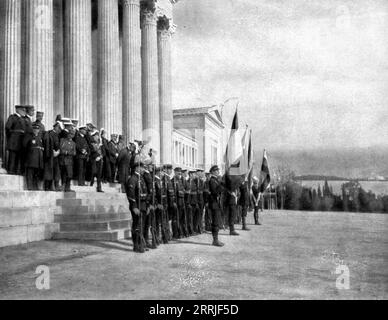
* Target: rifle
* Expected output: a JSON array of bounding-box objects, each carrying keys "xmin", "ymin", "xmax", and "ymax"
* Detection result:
[
  {"xmin": 136, "ymin": 146, "xmax": 146, "ymax": 252},
  {"xmin": 150, "ymin": 163, "xmax": 158, "ymax": 248},
  {"xmin": 173, "ymin": 177, "xmax": 181, "ymax": 238}
]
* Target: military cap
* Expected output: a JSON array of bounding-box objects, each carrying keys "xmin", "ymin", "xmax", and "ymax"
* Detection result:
[
  {"xmin": 196, "ymin": 168, "xmax": 204, "ymax": 172},
  {"xmin": 189, "ymin": 169, "xmax": 197, "ymax": 174},
  {"xmin": 15, "ymin": 105, "xmax": 25, "ymax": 110},
  {"xmin": 174, "ymin": 167, "xmax": 182, "ymax": 172},
  {"xmin": 86, "ymin": 123, "xmax": 97, "ymax": 129},
  {"xmin": 53, "ymin": 121, "xmax": 64, "ymax": 130},
  {"xmin": 71, "ymin": 119, "xmax": 79, "ymax": 124},
  {"xmin": 111, "ymin": 133, "xmax": 118, "ymax": 138},
  {"xmin": 90, "ymin": 129, "xmax": 99, "ymax": 136},
  {"xmin": 209, "ymin": 165, "xmax": 219, "ymax": 173},
  {"xmin": 155, "ymin": 166, "xmax": 162, "ymax": 173},
  {"xmin": 32, "ymin": 123, "xmax": 41, "ymax": 130},
  {"xmin": 24, "ymin": 105, "xmax": 35, "ymax": 110},
  {"xmin": 36, "ymin": 111, "xmax": 44, "ymax": 116},
  {"xmin": 181, "ymin": 169, "xmax": 187, "ymax": 173},
  {"xmin": 163, "ymin": 164, "xmax": 173, "ymax": 170},
  {"xmin": 78, "ymin": 125, "xmax": 87, "ymax": 130}
]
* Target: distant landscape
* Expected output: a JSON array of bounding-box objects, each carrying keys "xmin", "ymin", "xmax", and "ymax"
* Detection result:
[{"xmin": 254, "ymin": 146, "xmax": 388, "ymax": 180}]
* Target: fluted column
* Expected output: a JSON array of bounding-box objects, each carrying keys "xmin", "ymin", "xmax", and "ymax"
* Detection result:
[
  {"xmin": 53, "ymin": 0, "xmax": 64, "ymax": 117},
  {"xmin": 158, "ymin": 21, "xmax": 174, "ymax": 164},
  {"xmin": 141, "ymin": 8, "xmax": 160, "ymax": 163},
  {"xmin": 97, "ymin": 0, "xmax": 121, "ymax": 135},
  {"xmin": 0, "ymin": 0, "xmax": 22, "ymax": 162},
  {"xmin": 64, "ymin": 0, "xmax": 93, "ymax": 125},
  {"xmin": 22, "ymin": 0, "xmax": 54, "ymax": 124},
  {"xmin": 122, "ymin": 0, "xmax": 142, "ymax": 142}
]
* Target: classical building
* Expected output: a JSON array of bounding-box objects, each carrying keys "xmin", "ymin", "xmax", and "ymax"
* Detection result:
[
  {"xmin": 173, "ymin": 106, "xmax": 225, "ymax": 171},
  {"xmin": 0, "ymin": 0, "xmax": 177, "ymax": 164}
]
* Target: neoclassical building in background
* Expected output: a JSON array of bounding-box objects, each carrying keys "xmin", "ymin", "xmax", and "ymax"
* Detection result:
[{"xmin": 0, "ymin": 0, "xmax": 177, "ymax": 164}]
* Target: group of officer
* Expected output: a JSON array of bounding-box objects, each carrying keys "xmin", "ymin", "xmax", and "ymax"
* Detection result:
[
  {"xmin": 4, "ymin": 104, "xmax": 264, "ymax": 250},
  {"xmin": 126, "ymin": 156, "xmax": 264, "ymax": 252},
  {"xmin": 4, "ymin": 105, "xmax": 130, "ymax": 192}
]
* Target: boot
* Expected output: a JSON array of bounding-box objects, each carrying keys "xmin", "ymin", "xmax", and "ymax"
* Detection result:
[
  {"xmin": 254, "ymin": 211, "xmax": 259, "ymax": 225},
  {"xmin": 242, "ymin": 217, "xmax": 250, "ymax": 231},
  {"xmin": 212, "ymin": 232, "xmax": 224, "ymax": 247},
  {"xmin": 229, "ymin": 225, "xmax": 239, "ymax": 236}
]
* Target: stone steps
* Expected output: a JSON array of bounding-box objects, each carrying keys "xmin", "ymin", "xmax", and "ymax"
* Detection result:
[
  {"xmin": 59, "ymin": 219, "xmax": 130, "ymax": 232},
  {"xmin": 55, "ymin": 213, "xmax": 131, "ymax": 223},
  {"xmin": 52, "ymin": 228, "xmax": 131, "ymax": 241}
]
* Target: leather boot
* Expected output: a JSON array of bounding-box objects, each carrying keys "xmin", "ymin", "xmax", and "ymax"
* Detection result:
[
  {"xmin": 229, "ymin": 225, "xmax": 239, "ymax": 236},
  {"xmin": 254, "ymin": 211, "xmax": 259, "ymax": 225},
  {"xmin": 212, "ymin": 232, "xmax": 224, "ymax": 247},
  {"xmin": 242, "ymin": 217, "xmax": 250, "ymax": 231}
]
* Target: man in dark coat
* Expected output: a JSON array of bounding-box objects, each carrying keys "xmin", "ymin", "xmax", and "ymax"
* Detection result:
[
  {"xmin": 5, "ymin": 105, "xmax": 27, "ymax": 174},
  {"xmin": 251, "ymin": 176, "xmax": 263, "ymax": 225},
  {"xmin": 43, "ymin": 121, "xmax": 63, "ymax": 191},
  {"xmin": 125, "ymin": 156, "xmax": 148, "ymax": 253},
  {"xmin": 32, "ymin": 111, "xmax": 45, "ymax": 134},
  {"xmin": 107, "ymin": 134, "xmax": 119, "ymax": 183},
  {"xmin": 188, "ymin": 170, "xmax": 199, "ymax": 235},
  {"xmin": 117, "ymin": 142, "xmax": 133, "ymax": 192},
  {"xmin": 196, "ymin": 169, "xmax": 206, "ymax": 234},
  {"xmin": 75, "ymin": 126, "xmax": 90, "ymax": 186},
  {"xmin": 208, "ymin": 165, "xmax": 225, "ymax": 247},
  {"xmin": 239, "ymin": 180, "xmax": 251, "ymax": 231},
  {"xmin": 224, "ymin": 174, "xmax": 240, "ymax": 236},
  {"xmin": 164, "ymin": 164, "xmax": 180, "ymax": 239},
  {"xmin": 100, "ymin": 129, "xmax": 111, "ymax": 183},
  {"xmin": 173, "ymin": 168, "xmax": 188, "ymax": 238},
  {"xmin": 24, "ymin": 124, "xmax": 44, "ymax": 190},
  {"xmin": 59, "ymin": 129, "xmax": 76, "ymax": 192},
  {"xmin": 89, "ymin": 130, "xmax": 104, "ymax": 192},
  {"xmin": 203, "ymin": 172, "xmax": 212, "ymax": 231}
]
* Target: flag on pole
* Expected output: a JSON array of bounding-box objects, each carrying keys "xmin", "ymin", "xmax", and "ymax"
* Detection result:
[
  {"xmin": 260, "ymin": 149, "xmax": 271, "ymax": 192},
  {"xmin": 225, "ymin": 109, "xmax": 244, "ymax": 175}
]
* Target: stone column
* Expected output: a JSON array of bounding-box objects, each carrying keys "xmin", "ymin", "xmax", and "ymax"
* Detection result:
[
  {"xmin": 22, "ymin": 0, "xmax": 54, "ymax": 125},
  {"xmin": 158, "ymin": 19, "xmax": 174, "ymax": 164},
  {"xmin": 53, "ymin": 0, "xmax": 64, "ymax": 117},
  {"xmin": 0, "ymin": 0, "xmax": 22, "ymax": 162},
  {"xmin": 141, "ymin": 7, "xmax": 160, "ymax": 163},
  {"xmin": 122, "ymin": 0, "xmax": 142, "ymax": 142},
  {"xmin": 64, "ymin": 0, "xmax": 93, "ymax": 126},
  {"xmin": 97, "ymin": 0, "xmax": 121, "ymax": 136}
]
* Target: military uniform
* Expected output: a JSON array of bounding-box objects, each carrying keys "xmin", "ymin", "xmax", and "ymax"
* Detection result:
[
  {"xmin": 32, "ymin": 119, "xmax": 45, "ymax": 135},
  {"xmin": 5, "ymin": 112, "xmax": 26, "ymax": 174},
  {"xmin": 125, "ymin": 171, "xmax": 148, "ymax": 253},
  {"xmin": 59, "ymin": 134, "xmax": 76, "ymax": 192},
  {"xmin": 142, "ymin": 168, "xmax": 158, "ymax": 248},
  {"xmin": 107, "ymin": 139, "xmax": 119, "ymax": 182},
  {"xmin": 24, "ymin": 129, "xmax": 44, "ymax": 190},
  {"xmin": 155, "ymin": 170, "xmax": 170, "ymax": 244},
  {"xmin": 203, "ymin": 176, "xmax": 212, "ymax": 231},
  {"xmin": 90, "ymin": 138, "xmax": 104, "ymax": 192},
  {"xmin": 197, "ymin": 174, "xmax": 206, "ymax": 233},
  {"xmin": 239, "ymin": 182, "xmax": 250, "ymax": 230},
  {"xmin": 75, "ymin": 131, "xmax": 90, "ymax": 186},
  {"xmin": 188, "ymin": 175, "xmax": 199, "ymax": 234},
  {"xmin": 166, "ymin": 170, "xmax": 181, "ymax": 239},
  {"xmin": 251, "ymin": 183, "xmax": 262, "ymax": 225},
  {"xmin": 208, "ymin": 166, "xmax": 224, "ymax": 246},
  {"xmin": 174, "ymin": 174, "xmax": 188, "ymax": 237},
  {"xmin": 117, "ymin": 147, "xmax": 132, "ymax": 191},
  {"xmin": 43, "ymin": 128, "xmax": 61, "ymax": 191},
  {"xmin": 224, "ymin": 175, "xmax": 240, "ymax": 236}
]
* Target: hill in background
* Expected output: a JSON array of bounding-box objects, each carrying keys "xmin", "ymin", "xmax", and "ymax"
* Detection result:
[{"xmin": 254, "ymin": 146, "xmax": 388, "ymax": 180}]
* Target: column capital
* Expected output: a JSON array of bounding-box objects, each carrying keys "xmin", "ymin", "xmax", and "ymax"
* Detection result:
[
  {"xmin": 141, "ymin": 8, "xmax": 158, "ymax": 27},
  {"xmin": 157, "ymin": 15, "xmax": 176, "ymax": 38},
  {"xmin": 123, "ymin": 0, "xmax": 140, "ymax": 7}
]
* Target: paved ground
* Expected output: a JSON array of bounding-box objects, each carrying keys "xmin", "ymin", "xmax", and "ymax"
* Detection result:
[{"xmin": 0, "ymin": 210, "xmax": 387, "ymax": 300}]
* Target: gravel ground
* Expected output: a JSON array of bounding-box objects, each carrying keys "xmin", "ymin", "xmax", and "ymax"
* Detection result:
[{"xmin": 0, "ymin": 210, "xmax": 387, "ymax": 300}]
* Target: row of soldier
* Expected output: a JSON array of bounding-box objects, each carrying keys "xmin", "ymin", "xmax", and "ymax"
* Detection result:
[
  {"xmin": 126, "ymin": 159, "xmax": 264, "ymax": 251},
  {"xmin": 4, "ymin": 105, "xmax": 136, "ymax": 192}
]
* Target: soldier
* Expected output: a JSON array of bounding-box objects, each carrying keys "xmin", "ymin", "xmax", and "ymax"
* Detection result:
[
  {"xmin": 24, "ymin": 124, "xmax": 44, "ymax": 190},
  {"xmin": 100, "ymin": 129, "xmax": 110, "ymax": 183},
  {"xmin": 208, "ymin": 165, "xmax": 224, "ymax": 247},
  {"xmin": 43, "ymin": 121, "xmax": 63, "ymax": 191},
  {"xmin": 142, "ymin": 162, "xmax": 158, "ymax": 249},
  {"xmin": 107, "ymin": 134, "xmax": 119, "ymax": 183},
  {"xmin": 239, "ymin": 180, "xmax": 251, "ymax": 231},
  {"xmin": 117, "ymin": 141, "xmax": 133, "ymax": 193},
  {"xmin": 251, "ymin": 176, "xmax": 263, "ymax": 225},
  {"xmin": 117, "ymin": 135, "xmax": 125, "ymax": 152},
  {"xmin": 32, "ymin": 111, "xmax": 45, "ymax": 134},
  {"xmin": 157, "ymin": 166, "xmax": 171, "ymax": 243},
  {"xmin": 21, "ymin": 105, "xmax": 36, "ymax": 174},
  {"xmin": 165, "ymin": 164, "xmax": 180, "ymax": 239},
  {"xmin": 196, "ymin": 168, "xmax": 206, "ymax": 233},
  {"xmin": 89, "ymin": 130, "xmax": 104, "ymax": 193},
  {"xmin": 224, "ymin": 174, "xmax": 240, "ymax": 236},
  {"xmin": 125, "ymin": 156, "xmax": 148, "ymax": 253},
  {"xmin": 75, "ymin": 125, "xmax": 90, "ymax": 186},
  {"xmin": 59, "ymin": 129, "xmax": 76, "ymax": 192},
  {"xmin": 173, "ymin": 167, "xmax": 188, "ymax": 238},
  {"xmin": 188, "ymin": 169, "xmax": 198, "ymax": 235},
  {"xmin": 181, "ymin": 169, "xmax": 190, "ymax": 236},
  {"xmin": 203, "ymin": 171, "xmax": 212, "ymax": 231},
  {"xmin": 5, "ymin": 105, "xmax": 27, "ymax": 174}
]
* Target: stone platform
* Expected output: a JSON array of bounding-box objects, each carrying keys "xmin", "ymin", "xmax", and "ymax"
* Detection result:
[{"xmin": 0, "ymin": 174, "xmax": 131, "ymax": 247}]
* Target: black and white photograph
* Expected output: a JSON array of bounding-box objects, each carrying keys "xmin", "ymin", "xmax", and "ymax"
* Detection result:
[{"xmin": 0, "ymin": 0, "xmax": 387, "ymax": 303}]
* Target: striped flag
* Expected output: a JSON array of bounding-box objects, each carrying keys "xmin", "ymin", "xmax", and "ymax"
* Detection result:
[
  {"xmin": 225, "ymin": 109, "xmax": 243, "ymax": 175},
  {"xmin": 260, "ymin": 149, "xmax": 271, "ymax": 192}
]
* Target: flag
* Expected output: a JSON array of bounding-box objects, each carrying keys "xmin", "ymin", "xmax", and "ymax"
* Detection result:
[
  {"xmin": 225, "ymin": 109, "xmax": 243, "ymax": 175},
  {"xmin": 260, "ymin": 149, "xmax": 271, "ymax": 192}
]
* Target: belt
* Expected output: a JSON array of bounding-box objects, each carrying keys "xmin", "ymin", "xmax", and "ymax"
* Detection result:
[
  {"xmin": 32, "ymin": 146, "xmax": 44, "ymax": 150},
  {"xmin": 10, "ymin": 129, "xmax": 25, "ymax": 133}
]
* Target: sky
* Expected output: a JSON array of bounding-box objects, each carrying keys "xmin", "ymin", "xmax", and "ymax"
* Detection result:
[{"xmin": 171, "ymin": 0, "xmax": 388, "ymax": 151}]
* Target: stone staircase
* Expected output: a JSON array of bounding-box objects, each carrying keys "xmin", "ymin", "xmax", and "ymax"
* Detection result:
[{"xmin": 0, "ymin": 174, "xmax": 132, "ymax": 247}]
